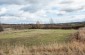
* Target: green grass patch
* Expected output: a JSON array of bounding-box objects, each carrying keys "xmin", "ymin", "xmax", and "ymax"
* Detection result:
[{"xmin": 0, "ymin": 29, "xmax": 76, "ymax": 46}]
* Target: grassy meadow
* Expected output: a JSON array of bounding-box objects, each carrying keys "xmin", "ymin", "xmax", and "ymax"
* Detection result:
[{"xmin": 0, "ymin": 29, "xmax": 76, "ymax": 46}]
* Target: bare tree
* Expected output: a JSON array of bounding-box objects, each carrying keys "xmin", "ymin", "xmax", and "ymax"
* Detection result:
[
  {"xmin": 50, "ymin": 18, "xmax": 54, "ymax": 24},
  {"xmin": 36, "ymin": 21, "xmax": 41, "ymax": 29},
  {"xmin": 49, "ymin": 18, "xmax": 55, "ymax": 28}
]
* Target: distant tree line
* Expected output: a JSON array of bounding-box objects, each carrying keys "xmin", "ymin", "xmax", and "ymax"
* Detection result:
[
  {"xmin": 1, "ymin": 19, "xmax": 85, "ymax": 30},
  {"xmin": 2, "ymin": 23, "xmax": 85, "ymax": 30}
]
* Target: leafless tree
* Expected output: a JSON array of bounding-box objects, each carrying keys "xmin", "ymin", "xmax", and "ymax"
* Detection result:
[
  {"xmin": 36, "ymin": 21, "xmax": 41, "ymax": 29},
  {"xmin": 49, "ymin": 18, "xmax": 55, "ymax": 28},
  {"xmin": 50, "ymin": 18, "xmax": 54, "ymax": 24}
]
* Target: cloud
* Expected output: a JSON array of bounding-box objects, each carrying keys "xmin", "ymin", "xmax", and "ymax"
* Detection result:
[
  {"xmin": 61, "ymin": 6, "xmax": 84, "ymax": 12},
  {"xmin": 0, "ymin": 0, "xmax": 85, "ymax": 24},
  {"xmin": 0, "ymin": 0, "xmax": 51, "ymax": 5},
  {"xmin": 21, "ymin": 4, "xmax": 42, "ymax": 13},
  {"xmin": 0, "ymin": 4, "xmax": 24, "ymax": 17},
  {"xmin": 60, "ymin": 0, "xmax": 85, "ymax": 12},
  {"xmin": 60, "ymin": 0, "xmax": 73, "ymax": 4},
  {"xmin": 20, "ymin": 0, "xmax": 53, "ymax": 13},
  {"xmin": 0, "ymin": 8, "xmax": 7, "ymax": 15},
  {"xmin": 0, "ymin": 0, "xmax": 34, "ymax": 5}
]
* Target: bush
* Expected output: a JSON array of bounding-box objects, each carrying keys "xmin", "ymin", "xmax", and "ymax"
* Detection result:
[{"xmin": 0, "ymin": 25, "xmax": 3, "ymax": 32}]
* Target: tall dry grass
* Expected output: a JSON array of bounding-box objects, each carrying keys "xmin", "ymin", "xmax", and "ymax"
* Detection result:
[
  {"xmin": 0, "ymin": 41, "xmax": 85, "ymax": 55},
  {"xmin": 71, "ymin": 27, "xmax": 85, "ymax": 42}
]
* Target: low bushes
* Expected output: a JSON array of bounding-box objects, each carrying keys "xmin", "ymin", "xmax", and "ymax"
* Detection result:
[{"xmin": 0, "ymin": 25, "xmax": 3, "ymax": 32}]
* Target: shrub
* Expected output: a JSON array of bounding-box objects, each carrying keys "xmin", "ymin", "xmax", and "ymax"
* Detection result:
[{"xmin": 0, "ymin": 25, "xmax": 3, "ymax": 32}]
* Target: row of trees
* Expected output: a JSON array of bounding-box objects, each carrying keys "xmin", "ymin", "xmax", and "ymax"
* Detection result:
[
  {"xmin": 0, "ymin": 18, "xmax": 54, "ymax": 30},
  {"xmin": 1, "ymin": 18, "xmax": 85, "ymax": 30},
  {"xmin": 2, "ymin": 22, "xmax": 85, "ymax": 29},
  {"xmin": 9, "ymin": 18, "xmax": 54, "ymax": 29}
]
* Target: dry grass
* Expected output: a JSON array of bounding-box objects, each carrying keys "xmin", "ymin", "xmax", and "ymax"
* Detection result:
[
  {"xmin": 70, "ymin": 27, "xmax": 85, "ymax": 42},
  {"xmin": 0, "ymin": 41, "xmax": 85, "ymax": 55}
]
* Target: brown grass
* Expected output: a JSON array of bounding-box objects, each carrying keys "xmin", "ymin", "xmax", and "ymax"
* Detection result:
[
  {"xmin": 70, "ymin": 27, "xmax": 85, "ymax": 42},
  {"xmin": 0, "ymin": 41, "xmax": 85, "ymax": 55}
]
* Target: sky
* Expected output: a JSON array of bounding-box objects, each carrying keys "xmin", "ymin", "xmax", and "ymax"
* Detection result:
[{"xmin": 0, "ymin": 0, "xmax": 85, "ymax": 24}]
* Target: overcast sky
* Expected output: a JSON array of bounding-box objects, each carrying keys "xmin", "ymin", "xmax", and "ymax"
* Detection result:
[{"xmin": 0, "ymin": 0, "xmax": 85, "ymax": 24}]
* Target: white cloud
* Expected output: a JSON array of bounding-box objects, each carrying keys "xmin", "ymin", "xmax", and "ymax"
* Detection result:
[
  {"xmin": 0, "ymin": 0, "xmax": 85, "ymax": 24},
  {"xmin": 0, "ymin": 8, "xmax": 7, "ymax": 14}
]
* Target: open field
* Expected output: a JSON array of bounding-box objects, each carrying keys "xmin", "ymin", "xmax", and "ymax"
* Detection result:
[
  {"xmin": 0, "ymin": 28, "xmax": 85, "ymax": 55},
  {"xmin": 0, "ymin": 29, "xmax": 80, "ymax": 55},
  {"xmin": 0, "ymin": 29, "xmax": 76, "ymax": 46}
]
